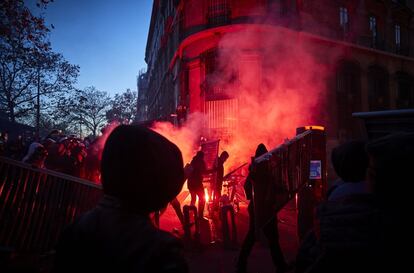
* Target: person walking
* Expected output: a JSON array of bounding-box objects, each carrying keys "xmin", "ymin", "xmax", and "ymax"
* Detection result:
[{"xmin": 236, "ymin": 144, "xmax": 290, "ymax": 273}]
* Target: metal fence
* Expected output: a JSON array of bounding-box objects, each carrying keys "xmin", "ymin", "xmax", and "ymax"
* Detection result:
[
  {"xmin": 0, "ymin": 156, "xmax": 102, "ymax": 253},
  {"xmin": 254, "ymin": 128, "xmax": 327, "ymax": 210}
]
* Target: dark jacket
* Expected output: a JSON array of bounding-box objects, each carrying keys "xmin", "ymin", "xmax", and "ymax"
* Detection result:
[
  {"xmin": 55, "ymin": 195, "xmax": 188, "ymax": 273},
  {"xmin": 250, "ymin": 160, "xmax": 276, "ymax": 228},
  {"xmin": 214, "ymin": 158, "xmax": 225, "ymax": 186},
  {"xmin": 317, "ymin": 194, "xmax": 382, "ymax": 252},
  {"xmin": 244, "ymin": 171, "xmax": 253, "ymax": 201},
  {"xmin": 296, "ymin": 193, "xmax": 392, "ymax": 273},
  {"xmin": 187, "ymin": 157, "xmax": 206, "ymax": 191}
]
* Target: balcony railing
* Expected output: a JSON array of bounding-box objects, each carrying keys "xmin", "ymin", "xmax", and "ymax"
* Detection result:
[
  {"xmin": 357, "ymin": 35, "xmax": 386, "ymax": 51},
  {"xmin": 396, "ymin": 45, "xmax": 410, "ymax": 56}
]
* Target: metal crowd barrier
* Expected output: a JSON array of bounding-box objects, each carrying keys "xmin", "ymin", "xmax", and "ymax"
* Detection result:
[
  {"xmin": 254, "ymin": 127, "xmax": 327, "ymax": 212},
  {"xmin": 0, "ymin": 156, "xmax": 103, "ymax": 254},
  {"xmin": 254, "ymin": 127, "xmax": 327, "ymax": 240}
]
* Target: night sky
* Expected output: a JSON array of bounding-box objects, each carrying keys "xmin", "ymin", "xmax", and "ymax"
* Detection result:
[{"xmin": 27, "ymin": 0, "xmax": 153, "ymax": 95}]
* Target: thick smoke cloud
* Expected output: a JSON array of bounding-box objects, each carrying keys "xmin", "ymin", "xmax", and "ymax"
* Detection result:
[
  {"xmin": 153, "ymin": 24, "xmax": 337, "ymax": 172},
  {"xmin": 215, "ymin": 25, "xmax": 332, "ymax": 168},
  {"xmin": 152, "ymin": 113, "xmax": 205, "ymax": 164}
]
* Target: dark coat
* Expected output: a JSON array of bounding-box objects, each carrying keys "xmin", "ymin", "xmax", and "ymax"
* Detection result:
[
  {"xmin": 296, "ymin": 193, "xmax": 395, "ymax": 273},
  {"xmin": 55, "ymin": 195, "xmax": 188, "ymax": 273},
  {"xmin": 215, "ymin": 158, "xmax": 225, "ymax": 186},
  {"xmin": 187, "ymin": 157, "xmax": 206, "ymax": 191},
  {"xmin": 250, "ymin": 160, "xmax": 276, "ymax": 228}
]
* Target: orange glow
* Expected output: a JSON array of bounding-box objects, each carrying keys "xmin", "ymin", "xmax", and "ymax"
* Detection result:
[
  {"xmin": 295, "ymin": 193, "xmax": 298, "ymax": 210},
  {"xmin": 151, "ymin": 113, "xmax": 205, "ymax": 164},
  {"xmin": 204, "ymin": 187, "xmax": 210, "ymax": 203},
  {"xmin": 304, "ymin": 125, "xmax": 325, "ymax": 131}
]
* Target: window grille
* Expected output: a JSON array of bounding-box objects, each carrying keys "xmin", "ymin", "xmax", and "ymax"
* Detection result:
[{"xmin": 204, "ymin": 99, "xmax": 238, "ymax": 138}]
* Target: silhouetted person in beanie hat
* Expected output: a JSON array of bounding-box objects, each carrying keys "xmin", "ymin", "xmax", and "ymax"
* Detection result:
[
  {"xmin": 327, "ymin": 140, "xmax": 369, "ymax": 201},
  {"xmin": 100, "ymin": 125, "xmax": 184, "ymax": 212},
  {"xmin": 55, "ymin": 125, "xmax": 188, "ymax": 273}
]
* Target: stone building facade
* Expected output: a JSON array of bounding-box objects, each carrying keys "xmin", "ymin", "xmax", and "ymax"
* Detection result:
[{"xmin": 139, "ymin": 0, "xmax": 414, "ymax": 142}]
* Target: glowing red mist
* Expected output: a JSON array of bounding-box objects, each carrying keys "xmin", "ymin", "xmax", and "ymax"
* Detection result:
[
  {"xmin": 151, "ymin": 113, "xmax": 205, "ymax": 164},
  {"xmin": 153, "ymin": 26, "xmax": 335, "ymax": 173}
]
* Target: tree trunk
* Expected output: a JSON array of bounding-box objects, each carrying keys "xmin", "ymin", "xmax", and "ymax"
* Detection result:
[
  {"xmin": 36, "ymin": 70, "xmax": 41, "ymax": 140},
  {"xmin": 7, "ymin": 101, "xmax": 15, "ymax": 123}
]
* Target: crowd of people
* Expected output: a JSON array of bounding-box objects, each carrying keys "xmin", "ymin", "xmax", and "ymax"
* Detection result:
[
  {"xmin": 3, "ymin": 124, "xmax": 412, "ymax": 273},
  {"xmin": 0, "ymin": 131, "xmax": 33, "ymax": 161},
  {"xmin": 0, "ymin": 129, "xmax": 102, "ymax": 182}
]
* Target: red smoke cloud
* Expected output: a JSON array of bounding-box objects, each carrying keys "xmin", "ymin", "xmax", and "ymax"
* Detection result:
[
  {"xmin": 153, "ymin": 25, "xmax": 336, "ymax": 173},
  {"xmin": 216, "ymin": 25, "xmax": 333, "ymax": 169},
  {"xmin": 151, "ymin": 113, "xmax": 205, "ymax": 164}
]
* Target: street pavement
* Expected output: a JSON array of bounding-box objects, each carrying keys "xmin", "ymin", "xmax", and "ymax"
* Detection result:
[{"xmin": 159, "ymin": 191, "xmax": 299, "ymax": 273}]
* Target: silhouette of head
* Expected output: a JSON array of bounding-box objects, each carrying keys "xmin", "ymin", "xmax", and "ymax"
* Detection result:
[
  {"xmin": 219, "ymin": 151, "xmax": 229, "ymax": 161},
  {"xmin": 331, "ymin": 140, "xmax": 368, "ymax": 182},
  {"xmin": 196, "ymin": 151, "xmax": 204, "ymax": 159},
  {"xmin": 101, "ymin": 125, "xmax": 184, "ymax": 213},
  {"xmin": 255, "ymin": 143, "xmax": 268, "ymax": 158}
]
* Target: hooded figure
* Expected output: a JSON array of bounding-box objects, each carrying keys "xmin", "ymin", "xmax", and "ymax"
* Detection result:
[
  {"xmin": 237, "ymin": 143, "xmax": 289, "ymax": 273},
  {"xmin": 250, "ymin": 144, "xmax": 275, "ymax": 228},
  {"xmin": 55, "ymin": 125, "xmax": 188, "ymax": 273}
]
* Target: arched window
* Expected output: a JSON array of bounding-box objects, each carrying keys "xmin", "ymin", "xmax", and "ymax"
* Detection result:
[
  {"xmin": 336, "ymin": 60, "xmax": 362, "ymax": 139},
  {"xmin": 396, "ymin": 72, "xmax": 414, "ymax": 109},
  {"xmin": 368, "ymin": 66, "xmax": 389, "ymax": 111}
]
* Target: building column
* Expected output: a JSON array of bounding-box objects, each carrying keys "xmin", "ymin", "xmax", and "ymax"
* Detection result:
[{"xmin": 188, "ymin": 58, "xmax": 202, "ymax": 114}]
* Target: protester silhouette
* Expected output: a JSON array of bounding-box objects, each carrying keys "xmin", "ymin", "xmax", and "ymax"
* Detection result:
[
  {"xmin": 213, "ymin": 151, "xmax": 229, "ymax": 202},
  {"xmin": 55, "ymin": 125, "xmax": 188, "ymax": 273},
  {"xmin": 236, "ymin": 143, "xmax": 290, "ymax": 273},
  {"xmin": 327, "ymin": 140, "xmax": 370, "ymax": 200},
  {"xmin": 187, "ymin": 151, "xmax": 207, "ymax": 219}
]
